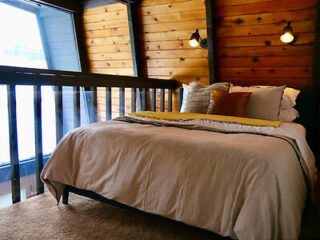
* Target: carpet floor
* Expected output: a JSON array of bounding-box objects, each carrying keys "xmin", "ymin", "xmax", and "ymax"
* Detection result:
[{"xmin": 0, "ymin": 192, "xmax": 319, "ymax": 240}]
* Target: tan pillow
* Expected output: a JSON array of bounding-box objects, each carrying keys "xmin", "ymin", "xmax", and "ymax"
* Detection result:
[
  {"xmin": 230, "ymin": 85, "xmax": 286, "ymax": 121},
  {"xmin": 182, "ymin": 82, "xmax": 231, "ymax": 113}
]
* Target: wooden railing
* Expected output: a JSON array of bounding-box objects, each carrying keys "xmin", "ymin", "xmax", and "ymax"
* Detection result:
[{"xmin": 0, "ymin": 65, "xmax": 178, "ymax": 204}]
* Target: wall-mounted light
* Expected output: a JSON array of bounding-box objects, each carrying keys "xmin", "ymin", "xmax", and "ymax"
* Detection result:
[
  {"xmin": 189, "ymin": 29, "xmax": 208, "ymax": 48},
  {"xmin": 280, "ymin": 22, "xmax": 296, "ymax": 45}
]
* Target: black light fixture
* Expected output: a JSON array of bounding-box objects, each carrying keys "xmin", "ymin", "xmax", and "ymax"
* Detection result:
[
  {"xmin": 189, "ymin": 29, "xmax": 208, "ymax": 48},
  {"xmin": 280, "ymin": 22, "xmax": 296, "ymax": 45}
]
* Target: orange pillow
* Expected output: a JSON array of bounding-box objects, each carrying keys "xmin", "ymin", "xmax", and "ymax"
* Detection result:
[{"xmin": 207, "ymin": 91, "xmax": 252, "ymax": 117}]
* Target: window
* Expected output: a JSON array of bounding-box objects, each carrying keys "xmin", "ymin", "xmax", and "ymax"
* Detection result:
[{"xmin": 0, "ymin": 1, "xmax": 86, "ymax": 208}]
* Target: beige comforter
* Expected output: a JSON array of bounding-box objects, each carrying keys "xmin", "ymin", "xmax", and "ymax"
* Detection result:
[{"xmin": 41, "ymin": 116, "xmax": 317, "ymax": 240}]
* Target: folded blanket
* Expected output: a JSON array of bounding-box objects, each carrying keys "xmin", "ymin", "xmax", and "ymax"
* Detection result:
[{"xmin": 130, "ymin": 112, "xmax": 281, "ymax": 127}]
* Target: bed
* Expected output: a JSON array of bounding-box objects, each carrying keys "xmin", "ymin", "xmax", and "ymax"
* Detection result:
[{"xmin": 41, "ymin": 88, "xmax": 319, "ymax": 240}]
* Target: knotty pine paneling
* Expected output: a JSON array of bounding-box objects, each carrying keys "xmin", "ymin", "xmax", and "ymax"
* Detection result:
[
  {"xmin": 140, "ymin": 0, "xmax": 208, "ymax": 111},
  {"xmin": 215, "ymin": 0, "xmax": 317, "ymax": 89},
  {"xmin": 83, "ymin": 3, "xmax": 134, "ymax": 120},
  {"xmin": 83, "ymin": 0, "xmax": 317, "ymax": 116}
]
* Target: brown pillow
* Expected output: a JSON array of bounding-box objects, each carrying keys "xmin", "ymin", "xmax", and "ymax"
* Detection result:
[{"xmin": 207, "ymin": 91, "xmax": 252, "ymax": 117}]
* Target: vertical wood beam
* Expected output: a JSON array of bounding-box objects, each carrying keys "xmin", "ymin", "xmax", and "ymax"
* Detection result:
[
  {"xmin": 313, "ymin": 0, "xmax": 320, "ymax": 90},
  {"xmin": 73, "ymin": 3, "xmax": 98, "ymax": 122},
  {"xmin": 127, "ymin": 2, "xmax": 143, "ymax": 77},
  {"xmin": 7, "ymin": 85, "xmax": 21, "ymax": 203},
  {"xmin": 205, "ymin": 0, "xmax": 218, "ymax": 84},
  {"xmin": 127, "ymin": 2, "xmax": 147, "ymax": 111},
  {"xmin": 34, "ymin": 86, "xmax": 44, "ymax": 195}
]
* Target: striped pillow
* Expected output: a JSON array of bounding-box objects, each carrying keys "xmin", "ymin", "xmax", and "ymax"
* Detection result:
[{"xmin": 181, "ymin": 82, "xmax": 231, "ymax": 114}]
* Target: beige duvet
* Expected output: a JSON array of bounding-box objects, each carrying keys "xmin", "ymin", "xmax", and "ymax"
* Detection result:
[{"xmin": 41, "ymin": 116, "xmax": 317, "ymax": 240}]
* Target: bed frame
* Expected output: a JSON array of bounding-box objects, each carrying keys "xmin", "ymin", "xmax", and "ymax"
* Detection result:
[{"xmin": 63, "ymin": 89, "xmax": 320, "ymax": 207}]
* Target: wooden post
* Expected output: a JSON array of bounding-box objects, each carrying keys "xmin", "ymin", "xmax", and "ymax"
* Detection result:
[
  {"xmin": 313, "ymin": 0, "xmax": 320, "ymax": 90},
  {"xmin": 34, "ymin": 85, "xmax": 44, "ymax": 195},
  {"xmin": 205, "ymin": 0, "xmax": 218, "ymax": 84},
  {"xmin": 151, "ymin": 89, "xmax": 156, "ymax": 112},
  {"xmin": 119, "ymin": 88, "xmax": 125, "ymax": 117},
  {"xmin": 73, "ymin": 3, "xmax": 98, "ymax": 123},
  {"xmin": 168, "ymin": 89, "xmax": 173, "ymax": 112},
  {"xmin": 160, "ymin": 89, "xmax": 165, "ymax": 112},
  {"xmin": 7, "ymin": 84, "xmax": 21, "ymax": 203},
  {"xmin": 131, "ymin": 88, "xmax": 136, "ymax": 113},
  {"xmin": 127, "ymin": 1, "xmax": 146, "ymax": 111},
  {"xmin": 106, "ymin": 87, "xmax": 112, "ymax": 120},
  {"xmin": 73, "ymin": 87, "xmax": 81, "ymax": 128},
  {"xmin": 55, "ymin": 86, "xmax": 63, "ymax": 143}
]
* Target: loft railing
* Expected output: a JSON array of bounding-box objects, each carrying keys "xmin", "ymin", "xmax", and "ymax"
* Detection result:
[{"xmin": 0, "ymin": 65, "xmax": 178, "ymax": 204}]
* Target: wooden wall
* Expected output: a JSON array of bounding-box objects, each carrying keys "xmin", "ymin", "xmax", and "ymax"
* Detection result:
[
  {"xmin": 214, "ymin": 0, "xmax": 317, "ymax": 90},
  {"xmin": 140, "ymin": 0, "xmax": 208, "ymax": 110},
  {"xmin": 83, "ymin": 0, "xmax": 317, "ymax": 116},
  {"xmin": 83, "ymin": 3, "xmax": 134, "ymax": 120}
]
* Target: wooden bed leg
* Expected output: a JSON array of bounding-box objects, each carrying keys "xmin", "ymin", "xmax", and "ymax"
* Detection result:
[{"xmin": 62, "ymin": 188, "xmax": 69, "ymax": 205}]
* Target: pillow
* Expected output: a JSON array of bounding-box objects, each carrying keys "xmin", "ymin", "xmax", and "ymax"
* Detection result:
[
  {"xmin": 180, "ymin": 83, "xmax": 190, "ymax": 112},
  {"xmin": 279, "ymin": 107, "xmax": 299, "ymax": 122},
  {"xmin": 232, "ymin": 85, "xmax": 300, "ymax": 122},
  {"xmin": 281, "ymin": 87, "xmax": 300, "ymax": 109},
  {"xmin": 181, "ymin": 82, "xmax": 231, "ymax": 113},
  {"xmin": 207, "ymin": 91, "xmax": 252, "ymax": 117},
  {"xmin": 230, "ymin": 85, "xmax": 286, "ymax": 121}
]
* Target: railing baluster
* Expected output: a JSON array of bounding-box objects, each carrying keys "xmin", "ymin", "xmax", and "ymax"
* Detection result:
[
  {"xmin": 140, "ymin": 88, "xmax": 146, "ymax": 111},
  {"xmin": 54, "ymin": 86, "xmax": 63, "ymax": 144},
  {"xmin": 151, "ymin": 88, "xmax": 156, "ymax": 112},
  {"xmin": 119, "ymin": 87, "xmax": 125, "ymax": 117},
  {"xmin": 131, "ymin": 88, "xmax": 136, "ymax": 113},
  {"xmin": 34, "ymin": 85, "xmax": 44, "ymax": 195},
  {"xmin": 73, "ymin": 87, "xmax": 80, "ymax": 128},
  {"xmin": 91, "ymin": 87, "xmax": 98, "ymax": 123},
  {"xmin": 7, "ymin": 84, "xmax": 21, "ymax": 203},
  {"xmin": 106, "ymin": 87, "xmax": 112, "ymax": 120},
  {"xmin": 168, "ymin": 89, "xmax": 173, "ymax": 112},
  {"xmin": 160, "ymin": 89, "xmax": 165, "ymax": 112}
]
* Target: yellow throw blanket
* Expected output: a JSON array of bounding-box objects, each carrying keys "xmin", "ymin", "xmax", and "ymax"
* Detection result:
[{"xmin": 129, "ymin": 112, "xmax": 281, "ymax": 127}]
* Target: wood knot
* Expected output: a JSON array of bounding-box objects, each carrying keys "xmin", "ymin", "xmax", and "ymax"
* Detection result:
[
  {"xmin": 269, "ymin": 69, "xmax": 275, "ymax": 73},
  {"xmin": 236, "ymin": 18, "xmax": 244, "ymax": 25},
  {"xmin": 265, "ymin": 41, "xmax": 271, "ymax": 46},
  {"xmin": 180, "ymin": 58, "xmax": 185, "ymax": 61},
  {"xmin": 252, "ymin": 57, "xmax": 259, "ymax": 63},
  {"xmin": 257, "ymin": 17, "xmax": 262, "ymax": 21}
]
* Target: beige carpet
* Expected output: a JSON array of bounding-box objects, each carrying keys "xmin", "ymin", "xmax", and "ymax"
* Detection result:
[
  {"xmin": 0, "ymin": 193, "xmax": 319, "ymax": 240},
  {"xmin": 0, "ymin": 193, "xmax": 226, "ymax": 240}
]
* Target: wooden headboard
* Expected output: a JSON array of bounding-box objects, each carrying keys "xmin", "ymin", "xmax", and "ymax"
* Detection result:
[{"xmin": 178, "ymin": 88, "xmax": 319, "ymax": 167}]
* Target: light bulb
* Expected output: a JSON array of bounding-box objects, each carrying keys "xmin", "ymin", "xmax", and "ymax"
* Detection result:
[
  {"xmin": 280, "ymin": 32, "xmax": 295, "ymax": 44},
  {"xmin": 189, "ymin": 39, "xmax": 199, "ymax": 47}
]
